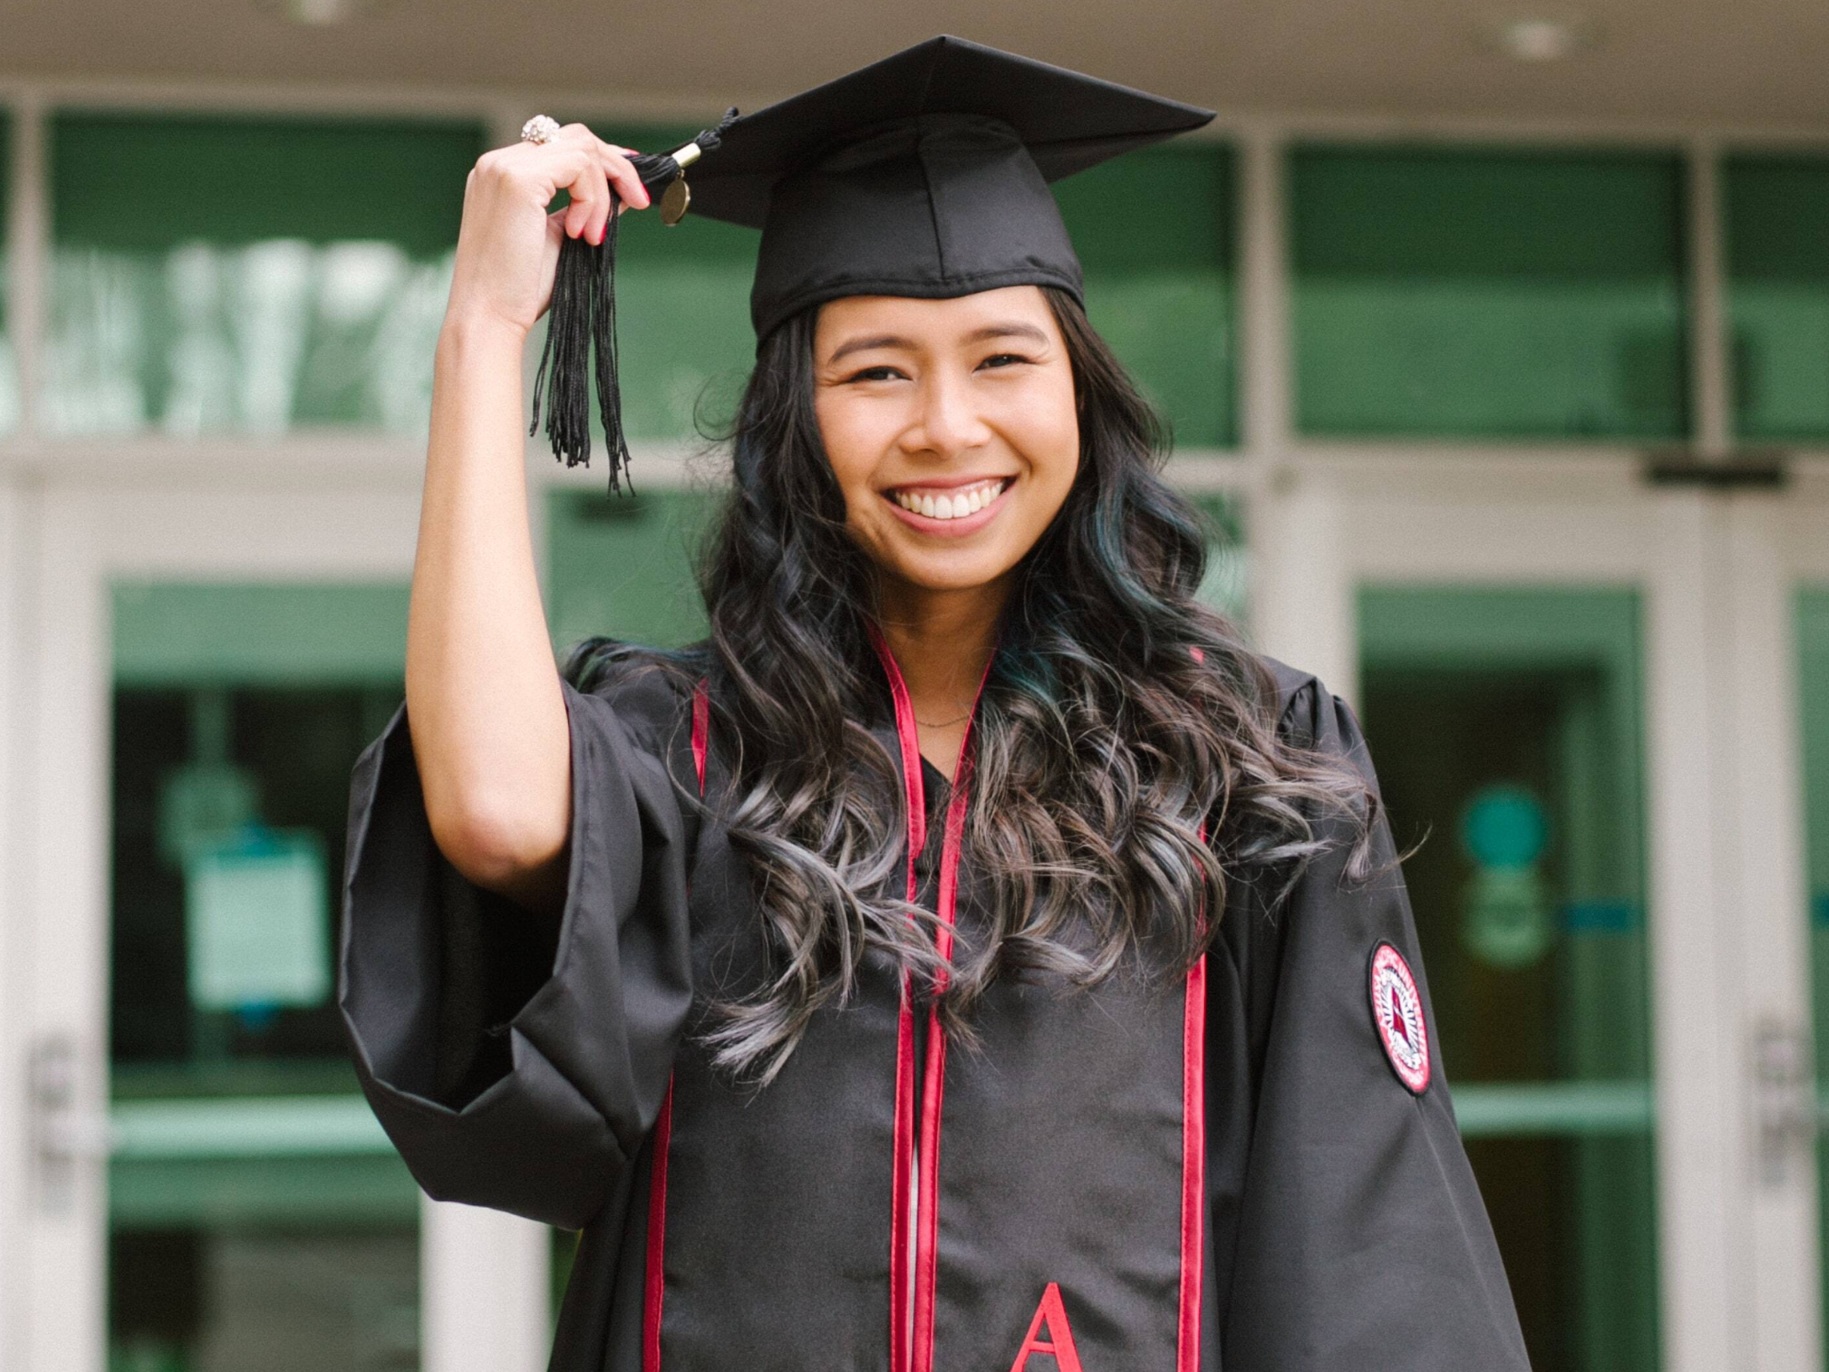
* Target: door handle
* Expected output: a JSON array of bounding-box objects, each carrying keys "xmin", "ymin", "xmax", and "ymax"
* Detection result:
[
  {"xmin": 28, "ymin": 1034, "xmax": 112, "ymax": 1213},
  {"xmin": 1752, "ymin": 1017, "xmax": 1817, "ymax": 1189}
]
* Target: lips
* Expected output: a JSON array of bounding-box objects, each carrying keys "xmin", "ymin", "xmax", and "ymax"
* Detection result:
[{"xmin": 885, "ymin": 477, "xmax": 1012, "ymax": 522}]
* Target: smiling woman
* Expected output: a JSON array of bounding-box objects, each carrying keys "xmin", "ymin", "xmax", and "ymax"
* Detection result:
[
  {"xmin": 817, "ymin": 292, "xmax": 1077, "ymax": 564},
  {"xmin": 339, "ymin": 35, "xmax": 1531, "ymax": 1372},
  {"xmin": 813, "ymin": 288, "xmax": 1081, "ymax": 768}
]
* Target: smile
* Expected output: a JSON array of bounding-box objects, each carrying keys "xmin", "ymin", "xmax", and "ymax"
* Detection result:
[{"xmin": 886, "ymin": 478, "xmax": 1012, "ymax": 522}]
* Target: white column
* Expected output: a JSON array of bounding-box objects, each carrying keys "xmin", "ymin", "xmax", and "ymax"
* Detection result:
[
  {"xmin": 1645, "ymin": 488, "xmax": 1823, "ymax": 1372},
  {"xmin": 421, "ymin": 1197, "xmax": 551, "ymax": 1372},
  {"xmin": 1646, "ymin": 490, "xmax": 1742, "ymax": 1372},
  {"xmin": 1233, "ymin": 128, "xmax": 1356, "ymax": 702},
  {"xmin": 1721, "ymin": 495, "xmax": 1821, "ymax": 1372},
  {"xmin": 1251, "ymin": 468, "xmax": 1357, "ymax": 710},
  {"xmin": 0, "ymin": 482, "xmax": 25, "ymax": 1372},
  {"xmin": 18, "ymin": 488, "xmax": 110, "ymax": 1372}
]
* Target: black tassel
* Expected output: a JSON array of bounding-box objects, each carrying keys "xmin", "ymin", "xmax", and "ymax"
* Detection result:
[{"xmin": 530, "ymin": 108, "xmax": 740, "ymax": 495}]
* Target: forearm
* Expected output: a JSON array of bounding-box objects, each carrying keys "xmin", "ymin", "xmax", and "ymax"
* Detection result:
[{"xmin": 406, "ymin": 313, "xmax": 571, "ymax": 905}]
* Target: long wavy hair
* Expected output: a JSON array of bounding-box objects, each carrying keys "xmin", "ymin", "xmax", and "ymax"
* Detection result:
[{"xmin": 571, "ymin": 287, "xmax": 1375, "ymax": 1084}]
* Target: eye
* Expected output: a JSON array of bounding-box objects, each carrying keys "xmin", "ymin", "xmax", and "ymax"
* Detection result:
[
  {"xmin": 843, "ymin": 364, "xmax": 907, "ymax": 383},
  {"xmin": 978, "ymin": 352, "xmax": 1033, "ymax": 370}
]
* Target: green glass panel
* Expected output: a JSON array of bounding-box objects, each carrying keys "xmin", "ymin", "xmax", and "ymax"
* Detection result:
[
  {"xmin": 1359, "ymin": 586, "xmax": 1657, "ymax": 1372},
  {"xmin": 546, "ymin": 488, "xmax": 715, "ymax": 651},
  {"xmin": 108, "ymin": 1226, "xmax": 419, "ymax": 1372},
  {"xmin": 54, "ymin": 113, "xmax": 480, "ymax": 252},
  {"xmin": 1725, "ymin": 159, "xmax": 1829, "ymax": 440},
  {"xmin": 112, "ymin": 685, "xmax": 400, "ymax": 1070},
  {"xmin": 48, "ymin": 113, "xmax": 484, "ymax": 435},
  {"xmin": 113, "ymin": 583, "xmax": 409, "ymax": 685},
  {"xmin": 110, "ymin": 1158, "xmax": 419, "ymax": 1228},
  {"xmin": 1188, "ymin": 493, "xmax": 1247, "ymax": 620},
  {"xmin": 1054, "ymin": 144, "xmax": 1235, "ymax": 447},
  {"xmin": 1798, "ymin": 589, "xmax": 1829, "ymax": 1338},
  {"xmin": 0, "ymin": 109, "xmax": 15, "ymax": 435},
  {"xmin": 111, "ymin": 584, "xmax": 405, "ymax": 1079},
  {"xmin": 1293, "ymin": 147, "xmax": 1688, "ymax": 440}
]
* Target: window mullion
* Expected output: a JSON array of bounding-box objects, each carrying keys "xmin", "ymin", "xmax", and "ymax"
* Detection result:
[{"xmin": 1686, "ymin": 136, "xmax": 1733, "ymax": 459}]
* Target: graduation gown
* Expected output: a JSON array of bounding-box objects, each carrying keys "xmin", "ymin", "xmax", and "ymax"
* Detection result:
[{"xmin": 340, "ymin": 648, "xmax": 1530, "ymax": 1372}]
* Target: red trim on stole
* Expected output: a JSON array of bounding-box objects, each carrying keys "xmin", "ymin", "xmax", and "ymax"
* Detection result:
[
  {"xmin": 869, "ymin": 627, "xmax": 993, "ymax": 1372},
  {"xmin": 690, "ymin": 683, "xmax": 709, "ymax": 791},
  {"xmin": 1178, "ymin": 806, "xmax": 1210, "ymax": 1370},
  {"xmin": 642, "ymin": 683, "xmax": 712, "ymax": 1372},
  {"xmin": 642, "ymin": 1082, "xmax": 674, "ymax": 1372},
  {"xmin": 910, "ymin": 653, "xmax": 993, "ymax": 1372},
  {"xmin": 1177, "ymin": 955, "xmax": 1207, "ymax": 1372},
  {"xmin": 867, "ymin": 630, "xmax": 926, "ymax": 1372},
  {"xmin": 912, "ymin": 775, "xmax": 971, "ymax": 1372}
]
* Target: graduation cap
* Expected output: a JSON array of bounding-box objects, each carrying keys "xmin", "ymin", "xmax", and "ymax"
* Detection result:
[{"xmin": 532, "ymin": 36, "xmax": 1215, "ymax": 490}]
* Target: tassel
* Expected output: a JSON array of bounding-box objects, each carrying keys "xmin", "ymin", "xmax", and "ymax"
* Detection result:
[{"xmin": 530, "ymin": 108, "xmax": 740, "ymax": 494}]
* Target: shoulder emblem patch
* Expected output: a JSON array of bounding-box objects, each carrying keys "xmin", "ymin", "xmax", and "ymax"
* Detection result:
[{"xmin": 1369, "ymin": 942, "xmax": 1431, "ymax": 1094}]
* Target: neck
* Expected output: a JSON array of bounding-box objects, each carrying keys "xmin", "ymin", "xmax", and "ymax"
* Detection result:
[{"xmin": 874, "ymin": 576, "xmax": 1009, "ymax": 778}]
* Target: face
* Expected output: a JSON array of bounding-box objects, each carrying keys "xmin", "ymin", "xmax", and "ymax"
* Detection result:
[{"xmin": 812, "ymin": 286, "xmax": 1080, "ymax": 608}]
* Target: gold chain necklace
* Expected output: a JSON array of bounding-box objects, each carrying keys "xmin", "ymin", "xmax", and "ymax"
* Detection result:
[{"xmin": 915, "ymin": 710, "xmax": 971, "ymax": 729}]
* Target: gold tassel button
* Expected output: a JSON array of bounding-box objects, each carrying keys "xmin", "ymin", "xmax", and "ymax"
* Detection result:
[{"xmin": 660, "ymin": 176, "xmax": 692, "ymax": 226}]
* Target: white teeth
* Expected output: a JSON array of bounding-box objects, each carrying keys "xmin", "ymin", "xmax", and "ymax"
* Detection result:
[{"xmin": 893, "ymin": 479, "xmax": 1006, "ymax": 521}]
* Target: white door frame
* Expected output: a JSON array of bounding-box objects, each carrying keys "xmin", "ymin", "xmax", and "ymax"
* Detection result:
[
  {"xmin": 1248, "ymin": 447, "xmax": 1828, "ymax": 1372},
  {"xmin": 0, "ymin": 458, "xmax": 552, "ymax": 1372}
]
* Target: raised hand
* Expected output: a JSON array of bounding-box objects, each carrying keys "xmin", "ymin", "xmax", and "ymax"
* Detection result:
[{"xmin": 445, "ymin": 122, "xmax": 652, "ymax": 344}]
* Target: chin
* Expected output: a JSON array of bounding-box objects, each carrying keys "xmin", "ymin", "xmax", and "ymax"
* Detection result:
[{"xmin": 885, "ymin": 553, "xmax": 1018, "ymax": 595}]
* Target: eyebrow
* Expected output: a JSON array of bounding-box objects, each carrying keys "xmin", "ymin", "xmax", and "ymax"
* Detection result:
[{"xmin": 825, "ymin": 321, "xmax": 1051, "ymax": 365}]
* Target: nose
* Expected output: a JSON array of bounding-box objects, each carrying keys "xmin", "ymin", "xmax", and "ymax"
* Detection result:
[{"xmin": 901, "ymin": 367, "xmax": 992, "ymax": 459}]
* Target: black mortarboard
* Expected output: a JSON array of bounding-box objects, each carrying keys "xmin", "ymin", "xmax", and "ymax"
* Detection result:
[{"xmin": 532, "ymin": 37, "xmax": 1215, "ymax": 487}]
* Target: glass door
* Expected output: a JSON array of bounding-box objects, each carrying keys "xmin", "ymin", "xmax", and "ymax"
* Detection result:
[
  {"xmin": 107, "ymin": 583, "xmax": 419, "ymax": 1372},
  {"xmin": 1358, "ymin": 586, "xmax": 1657, "ymax": 1371}
]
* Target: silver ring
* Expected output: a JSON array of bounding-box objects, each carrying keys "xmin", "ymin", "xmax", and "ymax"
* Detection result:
[{"xmin": 520, "ymin": 115, "xmax": 561, "ymax": 145}]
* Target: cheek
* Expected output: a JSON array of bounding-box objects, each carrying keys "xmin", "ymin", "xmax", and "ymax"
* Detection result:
[
  {"xmin": 813, "ymin": 394, "xmax": 881, "ymax": 515},
  {"xmin": 1016, "ymin": 381, "xmax": 1081, "ymax": 505}
]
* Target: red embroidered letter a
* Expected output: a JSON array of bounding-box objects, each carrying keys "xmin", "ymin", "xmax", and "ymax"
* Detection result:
[{"xmin": 1008, "ymin": 1283, "xmax": 1085, "ymax": 1372}]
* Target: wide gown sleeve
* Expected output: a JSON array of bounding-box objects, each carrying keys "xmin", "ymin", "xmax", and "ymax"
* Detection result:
[
  {"xmin": 1217, "ymin": 677, "xmax": 1531, "ymax": 1370},
  {"xmin": 339, "ymin": 678, "xmax": 694, "ymax": 1231}
]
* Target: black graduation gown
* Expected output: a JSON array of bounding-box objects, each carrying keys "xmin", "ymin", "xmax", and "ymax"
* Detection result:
[{"xmin": 339, "ymin": 651, "xmax": 1530, "ymax": 1372}]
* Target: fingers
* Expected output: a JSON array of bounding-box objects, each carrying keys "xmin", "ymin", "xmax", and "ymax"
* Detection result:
[
  {"xmin": 551, "ymin": 125, "xmax": 649, "ymax": 246},
  {"xmin": 472, "ymin": 124, "xmax": 654, "ymax": 248},
  {"xmin": 599, "ymin": 143, "xmax": 651, "ymax": 216}
]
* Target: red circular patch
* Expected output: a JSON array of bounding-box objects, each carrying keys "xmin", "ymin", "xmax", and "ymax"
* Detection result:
[{"xmin": 1369, "ymin": 942, "xmax": 1431, "ymax": 1094}]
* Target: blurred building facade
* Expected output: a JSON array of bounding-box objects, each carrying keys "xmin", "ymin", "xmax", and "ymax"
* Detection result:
[{"xmin": 0, "ymin": 21, "xmax": 1827, "ymax": 1372}]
